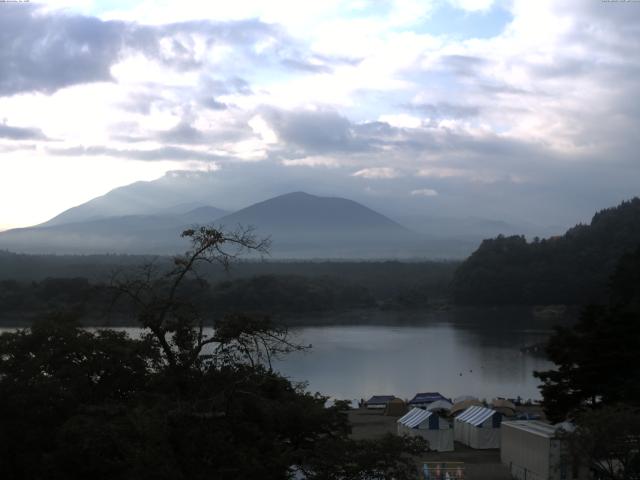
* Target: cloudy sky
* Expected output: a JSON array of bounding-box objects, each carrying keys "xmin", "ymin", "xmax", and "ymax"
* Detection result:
[{"xmin": 1, "ymin": 0, "xmax": 639, "ymax": 231}]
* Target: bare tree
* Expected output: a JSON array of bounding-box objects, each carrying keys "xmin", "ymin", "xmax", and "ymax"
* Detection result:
[{"xmin": 109, "ymin": 225, "xmax": 303, "ymax": 372}]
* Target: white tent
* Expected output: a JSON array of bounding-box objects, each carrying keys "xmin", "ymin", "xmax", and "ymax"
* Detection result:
[
  {"xmin": 454, "ymin": 406, "xmax": 502, "ymax": 449},
  {"xmin": 397, "ymin": 408, "xmax": 454, "ymax": 452},
  {"xmin": 501, "ymin": 420, "xmax": 587, "ymax": 480}
]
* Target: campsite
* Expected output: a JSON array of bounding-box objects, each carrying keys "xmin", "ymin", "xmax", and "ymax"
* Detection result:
[{"xmin": 350, "ymin": 393, "xmax": 583, "ymax": 480}]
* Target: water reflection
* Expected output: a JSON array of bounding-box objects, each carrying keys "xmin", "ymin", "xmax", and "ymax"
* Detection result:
[
  {"xmin": 0, "ymin": 307, "xmax": 564, "ymax": 403},
  {"xmin": 274, "ymin": 308, "xmax": 562, "ymax": 402}
]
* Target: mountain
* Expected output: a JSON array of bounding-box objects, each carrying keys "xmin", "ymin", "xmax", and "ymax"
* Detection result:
[
  {"xmin": 218, "ymin": 192, "xmax": 405, "ymax": 231},
  {"xmin": 0, "ymin": 204, "xmax": 228, "ymax": 255},
  {"xmin": 40, "ymin": 173, "xmax": 230, "ymax": 227},
  {"xmin": 213, "ymin": 192, "xmax": 428, "ymax": 257},
  {"xmin": 0, "ymin": 191, "xmax": 469, "ymax": 258},
  {"xmin": 452, "ymin": 197, "xmax": 640, "ymax": 305}
]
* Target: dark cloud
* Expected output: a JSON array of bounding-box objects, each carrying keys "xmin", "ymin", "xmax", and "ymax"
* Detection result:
[
  {"xmin": 0, "ymin": 4, "xmax": 123, "ymax": 95},
  {"xmin": 157, "ymin": 122, "xmax": 205, "ymax": 144},
  {"xmin": 202, "ymin": 98, "xmax": 228, "ymax": 110},
  {"xmin": 48, "ymin": 145, "xmax": 223, "ymax": 162},
  {"xmin": 438, "ymin": 54, "xmax": 487, "ymax": 76},
  {"xmin": 0, "ymin": 123, "xmax": 48, "ymax": 140},
  {"xmin": 0, "ymin": 5, "xmax": 283, "ymax": 96},
  {"xmin": 262, "ymin": 108, "xmax": 371, "ymax": 154},
  {"xmin": 155, "ymin": 120, "xmax": 249, "ymax": 145}
]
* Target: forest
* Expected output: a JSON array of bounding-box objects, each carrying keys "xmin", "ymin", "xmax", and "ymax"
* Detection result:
[
  {"xmin": 0, "ymin": 260, "xmax": 457, "ymax": 326},
  {"xmin": 452, "ymin": 198, "xmax": 640, "ymax": 305}
]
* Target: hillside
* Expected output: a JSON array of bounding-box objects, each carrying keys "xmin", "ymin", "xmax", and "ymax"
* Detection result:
[
  {"xmin": 0, "ymin": 205, "xmax": 227, "ymax": 255},
  {"xmin": 452, "ymin": 198, "xmax": 640, "ymax": 305}
]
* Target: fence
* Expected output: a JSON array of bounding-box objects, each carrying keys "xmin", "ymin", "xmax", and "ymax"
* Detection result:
[{"xmin": 423, "ymin": 462, "xmax": 465, "ymax": 479}]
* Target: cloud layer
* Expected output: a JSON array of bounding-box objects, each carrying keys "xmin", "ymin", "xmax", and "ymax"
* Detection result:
[{"xmin": 1, "ymin": 0, "xmax": 640, "ymax": 229}]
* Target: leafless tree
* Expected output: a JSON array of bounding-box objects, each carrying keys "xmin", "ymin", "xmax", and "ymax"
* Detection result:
[{"xmin": 109, "ymin": 225, "xmax": 306, "ymax": 372}]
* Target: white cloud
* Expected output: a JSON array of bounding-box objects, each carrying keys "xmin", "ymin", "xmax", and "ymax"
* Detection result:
[
  {"xmin": 352, "ymin": 167, "xmax": 401, "ymax": 179},
  {"xmin": 248, "ymin": 115, "xmax": 278, "ymax": 144},
  {"xmin": 448, "ymin": 0, "xmax": 495, "ymax": 12},
  {"xmin": 410, "ymin": 188, "xmax": 438, "ymax": 196},
  {"xmin": 282, "ymin": 156, "xmax": 340, "ymax": 167},
  {"xmin": 378, "ymin": 113, "xmax": 422, "ymax": 129}
]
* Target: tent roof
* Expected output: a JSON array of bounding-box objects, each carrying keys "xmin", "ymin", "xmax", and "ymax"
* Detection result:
[
  {"xmin": 456, "ymin": 406, "xmax": 498, "ymax": 426},
  {"xmin": 398, "ymin": 408, "xmax": 433, "ymax": 428},
  {"xmin": 387, "ymin": 398, "xmax": 406, "ymax": 405},
  {"xmin": 366, "ymin": 395, "xmax": 396, "ymax": 404},
  {"xmin": 454, "ymin": 395, "xmax": 478, "ymax": 403},
  {"xmin": 426, "ymin": 399, "xmax": 453, "ymax": 411},
  {"xmin": 408, "ymin": 392, "xmax": 448, "ymax": 404},
  {"xmin": 450, "ymin": 399, "xmax": 483, "ymax": 415},
  {"xmin": 501, "ymin": 420, "xmax": 573, "ymax": 438},
  {"xmin": 491, "ymin": 399, "xmax": 516, "ymax": 411}
]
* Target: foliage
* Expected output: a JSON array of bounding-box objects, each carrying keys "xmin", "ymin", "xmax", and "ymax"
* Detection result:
[
  {"xmin": 533, "ymin": 247, "xmax": 640, "ymax": 480},
  {"xmin": 0, "ymin": 266, "xmax": 455, "ymax": 325},
  {"xmin": 561, "ymin": 405, "xmax": 640, "ymax": 480},
  {"xmin": 452, "ymin": 198, "xmax": 640, "ymax": 305},
  {"xmin": 534, "ymin": 306, "xmax": 640, "ymax": 422},
  {"xmin": 0, "ymin": 226, "xmax": 426, "ymax": 479},
  {"xmin": 534, "ymin": 246, "xmax": 640, "ymax": 422}
]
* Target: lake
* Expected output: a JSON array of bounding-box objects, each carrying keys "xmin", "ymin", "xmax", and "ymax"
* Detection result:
[
  {"xmin": 274, "ymin": 307, "xmax": 561, "ymax": 403},
  {"xmin": 0, "ymin": 307, "xmax": 566, "ymax": 403}
]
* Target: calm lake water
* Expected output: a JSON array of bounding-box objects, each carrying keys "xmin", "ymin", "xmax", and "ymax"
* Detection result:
[{"xmin": 0, "ymin": 307, "xmax": 566, "ymax": 403}]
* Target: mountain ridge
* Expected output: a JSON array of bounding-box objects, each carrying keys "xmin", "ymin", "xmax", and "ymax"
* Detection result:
[{"xmin": 0, "ymin": 191, "xmax": 453, "ymax": 258}]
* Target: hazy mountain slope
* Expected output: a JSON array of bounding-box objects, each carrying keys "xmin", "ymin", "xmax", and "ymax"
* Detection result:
[
  {"xmin": 0, "ymin": 205, "xmax": 228, "ymax": 255},
  {"xmin": 40, "ymin": 173, "xmax": 228, "ymax": 227}
]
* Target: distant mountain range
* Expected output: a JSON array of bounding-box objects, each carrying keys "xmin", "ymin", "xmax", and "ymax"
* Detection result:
[
  {"xmin": 1, "ymin": 191, "xmax": 473, "ymax": 258},
  {"xmin": 0, "ymin": 173, "xmax": 556, "ymax": 258}
]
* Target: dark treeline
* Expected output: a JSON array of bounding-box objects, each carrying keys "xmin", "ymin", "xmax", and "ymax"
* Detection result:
[
  {"xmin": 452, "ymin": 197, "xmax": 640, "ymax": 305},
  {"xmin": 0, "ymin": 252, "xmax": 457, "ymax": 300},
  {"xmin": 0, "ymin": 260, "xmax": 457, "ymax": 325},
  {"xmin": 532, "ymin": 246, "xmax": 640, "ymax": 478}
]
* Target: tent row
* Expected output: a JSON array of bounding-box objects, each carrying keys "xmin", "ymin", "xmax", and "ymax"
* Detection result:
[
  {"xmin": 398, "ymin": 405, "xmax": 504, "ymax": 450},
  {"xmin": 365, "ymin": 394, "xmax": 516, "ymax": 417}
]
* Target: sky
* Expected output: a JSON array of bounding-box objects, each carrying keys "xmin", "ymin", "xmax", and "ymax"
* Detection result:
[{"xmin": 1, "ymin": 0, "xmax": 640, "ymax": 231}]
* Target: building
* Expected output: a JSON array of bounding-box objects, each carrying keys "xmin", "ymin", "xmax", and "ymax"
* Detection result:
[
  {"xmin": 454, "ymin": 406, "xmax": 502, "ymax": 449},
  {"xmin": 408, "ymin": 392, "xmax": 449, "ymax": 408},
  {"xmin": 364, "ymin": 395, "xmax": 396, "ymax": 409},
  {"xmin": 501, "ymin": 420, "xmax": 587, "ymax": 480},
  {"xmin": 397, "ymin": 408, "xmax": 454, "ymax": 452}
]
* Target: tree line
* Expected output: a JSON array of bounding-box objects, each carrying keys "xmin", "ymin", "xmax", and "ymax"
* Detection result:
[
  {"xmin": 452, "ymin": 198, "xmax": 640, "ymax": 305},
  {"xmin": 535, "ymin": 246, "xmax": 640, "ymax": 478}
]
